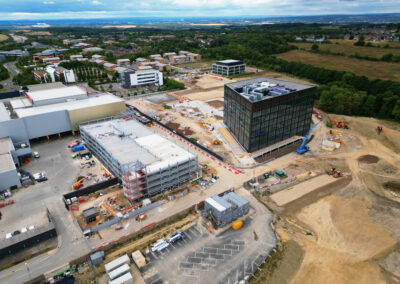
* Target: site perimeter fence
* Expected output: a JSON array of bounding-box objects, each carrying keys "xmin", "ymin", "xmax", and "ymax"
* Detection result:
[
  {"xmin": 84, "ymin": 200, "xmax": 165, "ymax": 234},
  {"xmin": 62, "ymin": 178, "xmax": 119, "ymax": 210},
  {"xmin": 127, "ymin": 105, "xmax": 224, "ymax": 162}
]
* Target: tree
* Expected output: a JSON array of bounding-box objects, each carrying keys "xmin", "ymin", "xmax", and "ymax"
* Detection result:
[
  {"xmin": 311, "ymin": 44, "xmax": 319, "ymax": 51},
  {"xmin": 362, "ymin": 95, "xmax": 376, "ymax": 116},
  {"xmin": 392, "ymin": 99, "xmax": 400, "ymax": 121},
  {"xmin": 318, "ymin": 90, "xmax": 333, "ymax": 111},
  {"xmin": 381, "ymin": 53, "xmax": 393, "ymax": 62},
  {"xmin": 354, "ymin": 35, "xmax": 365, "ymax": 46}
]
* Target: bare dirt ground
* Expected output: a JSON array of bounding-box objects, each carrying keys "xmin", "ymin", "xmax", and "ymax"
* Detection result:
[{"xmin": 255, "ymin": 114, "xmax": 400, "ymax": 284}]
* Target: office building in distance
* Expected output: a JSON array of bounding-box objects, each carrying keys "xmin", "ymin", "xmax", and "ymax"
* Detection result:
[
  {"xmin": 212, "ymin": 60, "xmax": 245, "ymax": 76},
  {"xmin": 224, "ymin": 77, "xmax": 315, "ymax": 153},
  {"xmin": 120, "ymin": 69, "xmax": 163, "ymax": 89},
  {"xmin": 80, "ymin": 117, "xmax": 200, "ymax": 201}
]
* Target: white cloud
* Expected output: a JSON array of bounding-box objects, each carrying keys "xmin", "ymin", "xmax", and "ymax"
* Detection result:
[
  {"xmin": 43, "ymin": 0, "xmax": 55, "ymax": 4},
  {"xmin": 92, "ymin": 0, "xmax": 102, "ymax": 5}
]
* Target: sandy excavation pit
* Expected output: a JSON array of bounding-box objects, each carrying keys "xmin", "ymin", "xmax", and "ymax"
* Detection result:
[
  {"xmin": 357, "ymin": 154, "xmax": 380, "ymax": 164},
  {"xmin": 384, "ymin": 181, "xmax": 400, "ymax": 193}
]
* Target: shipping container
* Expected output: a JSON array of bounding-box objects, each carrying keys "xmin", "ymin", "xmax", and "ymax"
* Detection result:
[
  {"xmin": 108, "ymin": 264, "xmax": 130, "ymax": 281},
  {"xmin": 108, "ymin": 272, "xmax": 133, "ymax": 284},
  {"xmin": 104, "ymin": 254, "xmax": 130, "ymax": 274}
]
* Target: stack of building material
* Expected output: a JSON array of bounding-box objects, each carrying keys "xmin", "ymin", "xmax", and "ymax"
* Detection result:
[{"xmin": 321, "ymin": 139, "xmax": 341, "ymax": 151}]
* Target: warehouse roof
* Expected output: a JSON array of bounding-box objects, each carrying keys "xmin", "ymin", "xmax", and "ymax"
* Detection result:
[
  {"xmin": 0, "ymin": 137, "xmax": 15, "ymax": 173},
  {"xmin": 80, "ymin": 118, "xmax": 196, "ymax": 175},
  {"xmin": 27, "ymin": 82, "xmax": 65, "ymax": 92},
  {"xmin": 26, "ymin": 86, "xmax": 87, "ymax": 104},
  {"xmin": 0, "ymin": 102, "xmax": 10, "ymax": 122},
  {"xmin": 10, "ymin": 98, "xmax": 32, "ymax": 109},
  {"xmin": 15, "ymin": 94, "xmax": 122, "ymax": 118}
]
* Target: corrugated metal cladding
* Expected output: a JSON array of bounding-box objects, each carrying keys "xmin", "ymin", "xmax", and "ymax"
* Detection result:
[
  {"xmin": 24, "ymin": 110, "xmax": 71, "ymax": 138},
  {"xmin": 68, "ymin": 101, "xmax": 125, "ymax": 131},
  {"xmin": 204, "ymin": 193, "xmax": 249, "ymax": 228},
  {"xmin": 0, "ymin": 170, "xmax": 21, "ymax": 191}
]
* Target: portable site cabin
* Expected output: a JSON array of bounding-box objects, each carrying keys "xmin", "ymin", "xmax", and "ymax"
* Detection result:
[
  {"xmin": 104, "ymin": 254, "xmax": 130, "ymax": 274},
  {"xmin": 108, "ymin": 272, "xmax": 134, "ymax": 284},
  {"xmin": 108, "ymin": 264, "xmax": 131, "ymax": 281},
  {"xmin": 132, "ymin": 250, "xmax": 146, "ymax": 268}
]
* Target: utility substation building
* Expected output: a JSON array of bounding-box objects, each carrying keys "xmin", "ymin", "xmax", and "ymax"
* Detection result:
[{"xmin": 80, "ymin": 117, "xmax": 200, "ymax": 202}]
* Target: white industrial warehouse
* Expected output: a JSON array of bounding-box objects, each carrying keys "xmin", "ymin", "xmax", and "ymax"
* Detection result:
[
  {"xmin": 80, "ymin": 117, "xmax": 200, "ymax": 201},
  {"xmin": 0, "ymin": 83, "xmax": 125, "ymax": 192}
]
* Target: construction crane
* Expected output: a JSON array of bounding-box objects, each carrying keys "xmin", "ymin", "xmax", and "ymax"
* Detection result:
[{"xmin": 297, "ymin": 120, "xmax": 322, "ymax": 155}]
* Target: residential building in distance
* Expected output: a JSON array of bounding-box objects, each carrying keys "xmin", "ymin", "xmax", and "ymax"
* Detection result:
[
  {"xmin": 120, "ymin": 69, "xmax": 163, "ymax": 88},
  {"xmin": 33, "ymin": 49, "xmax": 65, "ymax": 62},
  {"xmin": 83, "ymin": 47, "xmax": 103, "ymax": 53},
  {"xmin": 212, "ymin": 59, "xmax": 245, "ymax": 76},
  {"xmin": 104, "ymin": 40, "xmax": 119, "ymax": 46},
  {"xmin": 0, "ymin": 49, "xmax": 29, "ymax": 57},
  {"xmin": 116, "ymin": 59, "xmax": 130, "ymax": 66},
  {"xmin": 70, "ymin": 54, "xmax": 83, "ymax": 61},
  {"xmin": 103, "ymin": 63, "xmax": 117, "ymax": 71},
  {"xmin": 80, "ymin": 117, "xmax": 199, "ymax": 201},
  {"xmin": 42, "ymin": 57, "xmax": 60, "ymax": 64},
  {"xmin": 92, "ymin": 54, "xmax": 105, "ymax": 61},
  {"xmin": 136, "ymin": 58, "xmax": 150, "ymax": 64},
  {"xmin": 223, "ymin": 77, "xmax": 315, "ymax": 153},
  {"xmin": 71, "ymin": 43, "xmax": 91, "ymax": 49},
  {"xmin": 63, "ymin": 38, "xmax": 85, "ymax": 45}
]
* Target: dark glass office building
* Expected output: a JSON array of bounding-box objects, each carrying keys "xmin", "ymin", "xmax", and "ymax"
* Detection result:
[
  {"xmin": 212, "ymin": 59, "xmax": 245, "ymax": 76},
  {"xmin": 224, "ymin": 77, "xmax": 315, "ymax": 152}
]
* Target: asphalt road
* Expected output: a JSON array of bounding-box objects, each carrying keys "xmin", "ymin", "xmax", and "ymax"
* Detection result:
[
  {"xmin": 1, "ymin": 62, "xmax": 20, "ymax": 91},
  {"xmin": 0, "ymin": 137, "xmax": 91, "ymax": 284}
]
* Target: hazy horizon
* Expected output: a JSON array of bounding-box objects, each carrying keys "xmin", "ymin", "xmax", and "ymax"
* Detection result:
[{"xmin": 1, "ymin": 0, "xmax": 400, "ymax": 21}]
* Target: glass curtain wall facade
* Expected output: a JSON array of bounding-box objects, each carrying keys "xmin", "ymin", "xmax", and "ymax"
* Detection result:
[
  {"xmin": 212, "ymin": 60, "xmax": 245, "ymax": 76},
  {"xmin": 224, "ymin": 80, "xmax": 315, "ymax": 152}
]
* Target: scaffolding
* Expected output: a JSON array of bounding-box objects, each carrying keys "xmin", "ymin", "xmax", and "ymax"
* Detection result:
[{"xmin": 80, "ymin": 117, "xmax": 200, "ymax": 202}]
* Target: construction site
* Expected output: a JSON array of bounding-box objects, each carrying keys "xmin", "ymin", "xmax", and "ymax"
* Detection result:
[{"xmin": 1, "ymin": 66, "xmax": 400, "ymax": 284}]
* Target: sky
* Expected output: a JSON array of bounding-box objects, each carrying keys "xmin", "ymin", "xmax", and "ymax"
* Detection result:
[{"xmin": 1, "ymin": 0, "xmax": 400, "ymax": 20}]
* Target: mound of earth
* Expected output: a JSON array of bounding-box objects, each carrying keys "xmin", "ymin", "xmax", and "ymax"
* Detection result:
[{"xmin": 358, "ymin": 155, "xmax": 379, "ymax": 164}]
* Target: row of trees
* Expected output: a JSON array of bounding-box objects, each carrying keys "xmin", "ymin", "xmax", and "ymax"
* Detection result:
[
  {"xmin": 262, "ymin": 56, "xmax": 400, "ymax": 121},
  {"xmin": 199, "ymin": 28, "xmax": 400, "ymax": 121},
  {"xmin": 73, "ymin": 67, "xmax": 109, "ymax": 83},
  {"xmin": 0, "ymin": 64, "xmax": 9, "ymax": 81}
]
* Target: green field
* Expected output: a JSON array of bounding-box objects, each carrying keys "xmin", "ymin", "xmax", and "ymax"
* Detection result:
[
  {"xmin": 291, "ymin": 39, "xmax": 400, "ymax": 59},
  {"xmin": 277, "ymin": 50, "xmax": 400, "ymax": 82}
]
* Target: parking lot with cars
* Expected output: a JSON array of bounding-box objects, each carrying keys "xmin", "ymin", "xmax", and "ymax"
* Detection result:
[{"xmin": 142, "ymin": 190, "xmax": 277, "ymax": 284}]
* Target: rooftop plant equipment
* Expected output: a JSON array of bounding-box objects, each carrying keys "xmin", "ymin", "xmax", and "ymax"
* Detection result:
[{"xmin": 297, "ymin": 120, "xmax": 322, "ymax": 155}]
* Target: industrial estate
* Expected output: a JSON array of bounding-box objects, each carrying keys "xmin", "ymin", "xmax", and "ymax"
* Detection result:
[{"xmin": 0, "ymin": 16, "xmax": 400, "ymax": 284}]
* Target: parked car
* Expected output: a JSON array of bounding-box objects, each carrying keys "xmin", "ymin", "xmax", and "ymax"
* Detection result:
[
  {"xmin": 33, "ymin": 152, "xmax": 40, "ymax": 158},
  {"xmin": 13, "ymin": 230, "xmax": 20, "ymax": 236},
  {"xmin": 68, "ymin": 140, "xmax": 81, "ymax": 148},
  {"xmin": 168, "ymin": 232, "xmax": 185, "ymax": 244},
  {"xmin": 33, "ymin": 172, "xmax": 48, "ymax": 182},
  {"xmin": 151, "ymin": 240, "xmax": 169, "ymax": 252}
]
